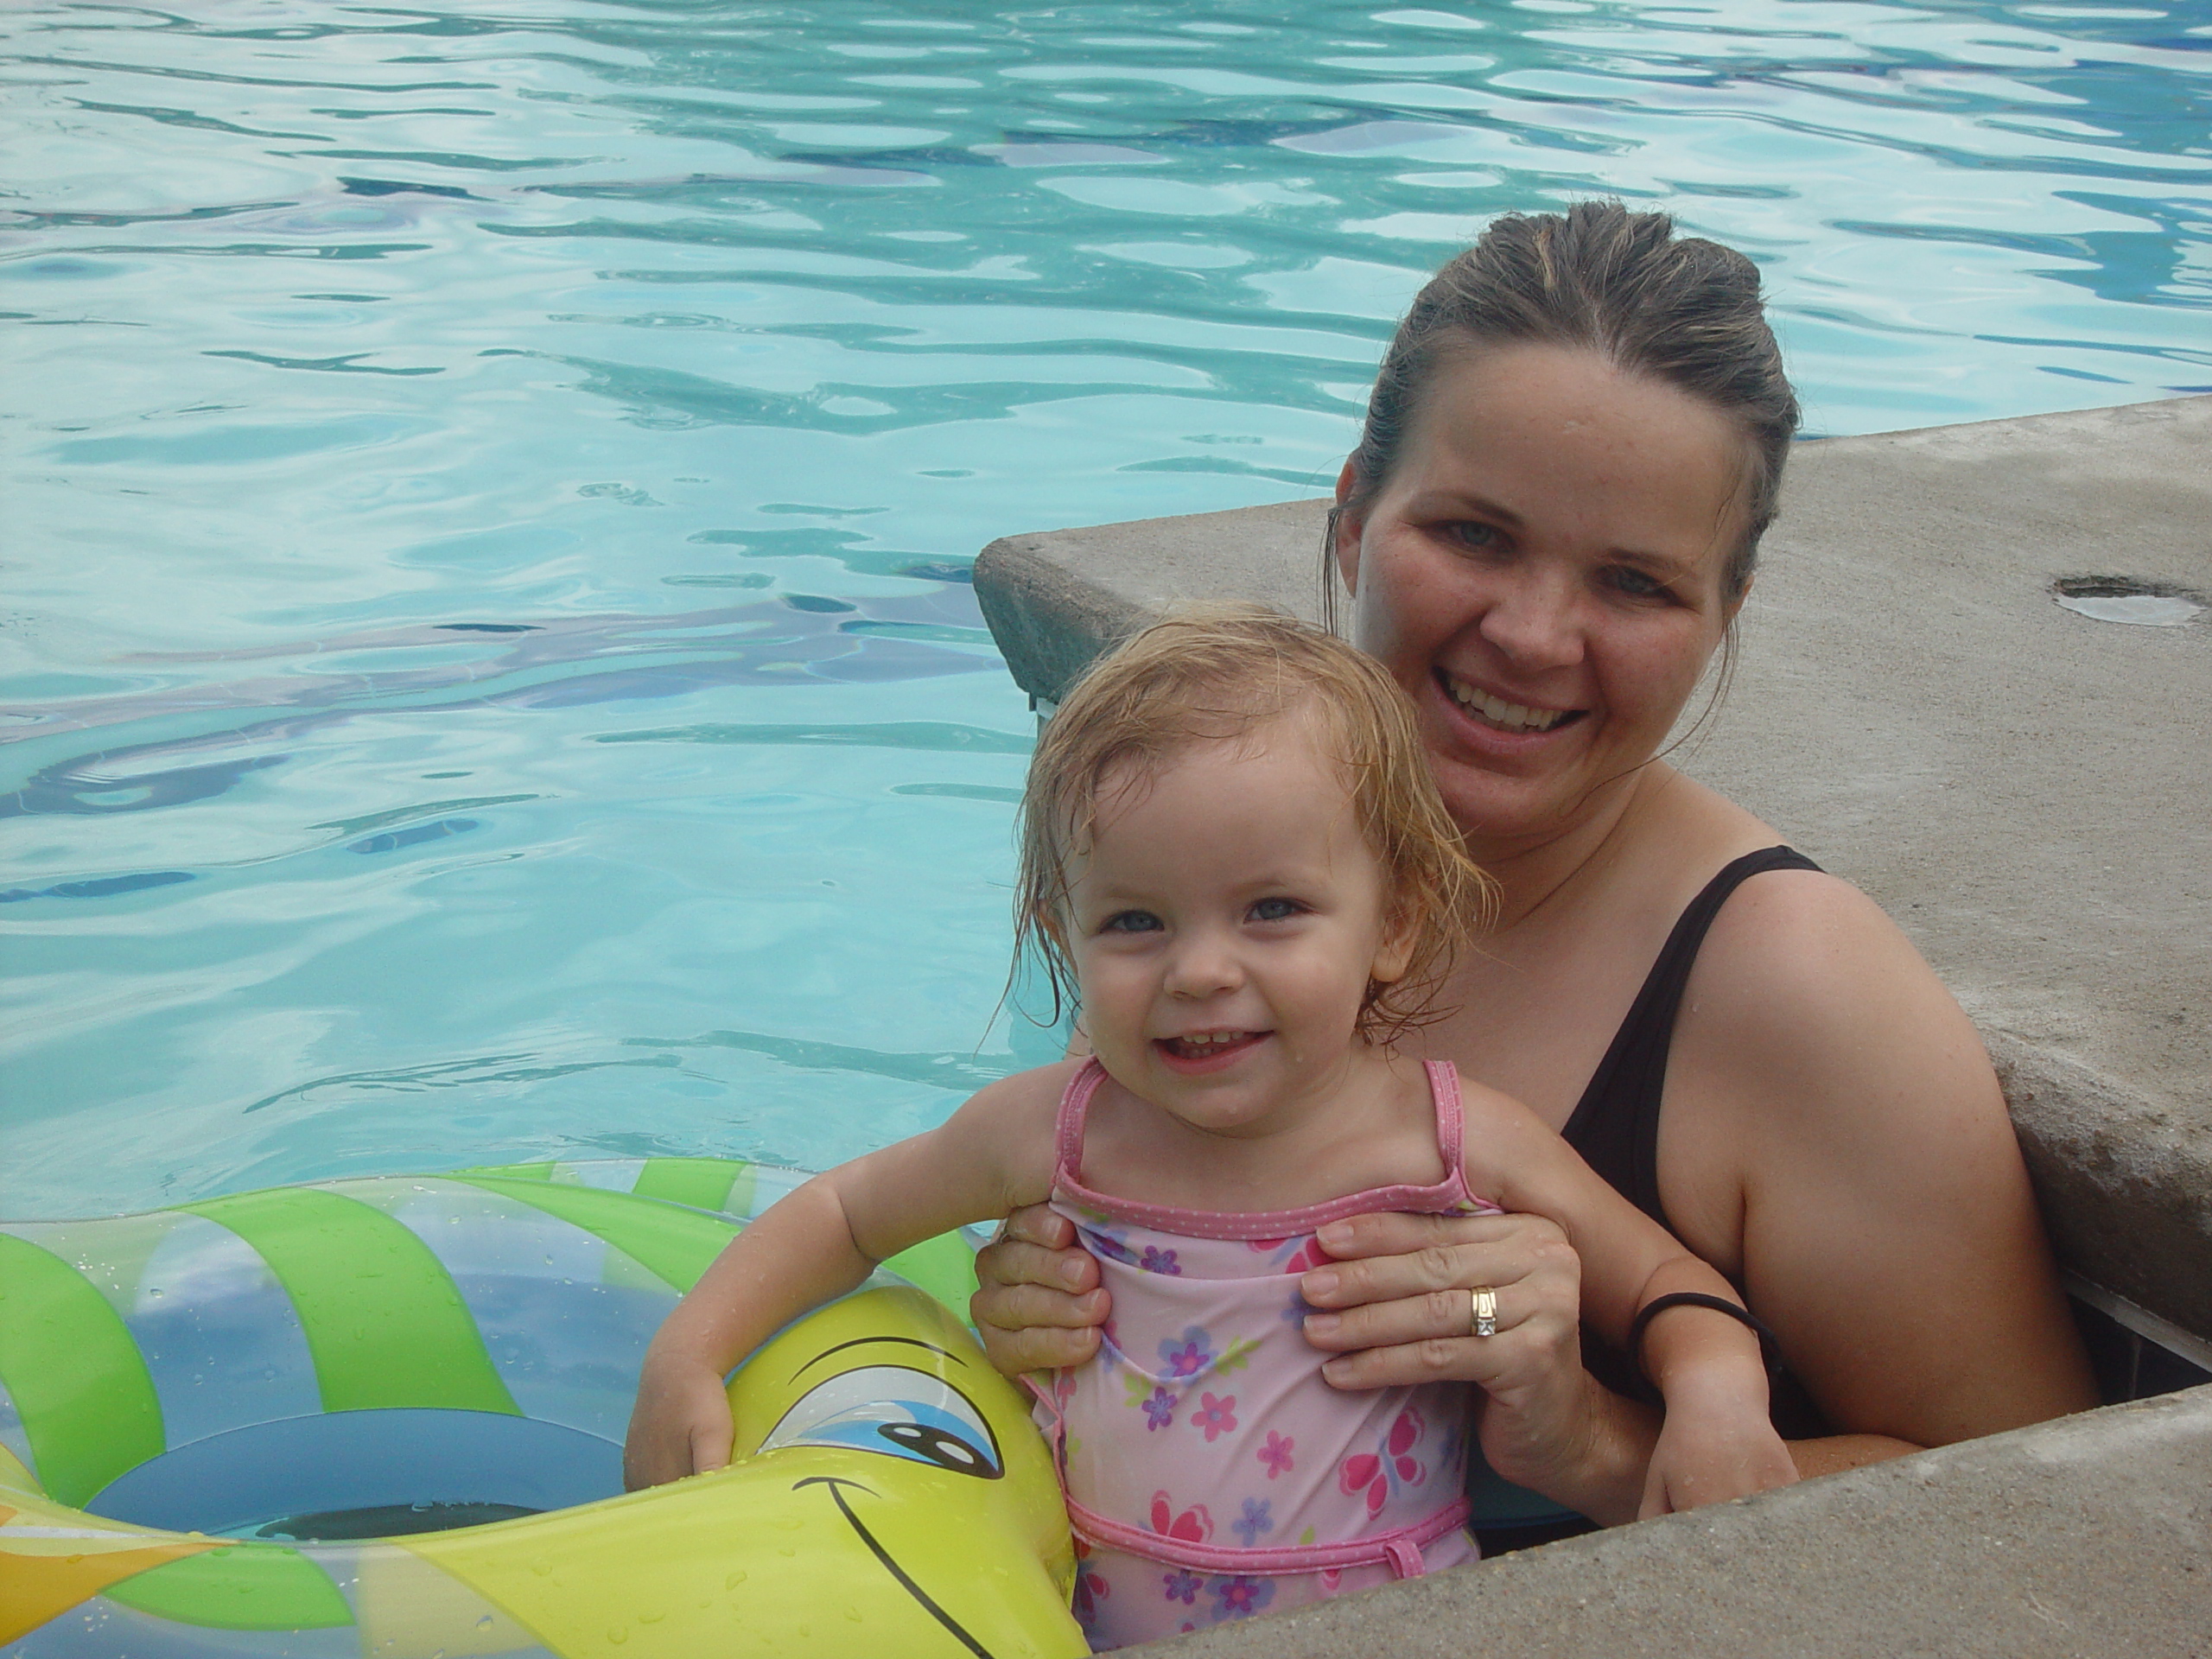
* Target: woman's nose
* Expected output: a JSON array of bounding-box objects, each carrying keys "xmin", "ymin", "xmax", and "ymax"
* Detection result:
[{"xmin": 1477, "ymin": 570, "xmax": 1584, "ymax": 670}]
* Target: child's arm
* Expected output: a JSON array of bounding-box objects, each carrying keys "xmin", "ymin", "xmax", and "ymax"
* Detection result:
[
  {"xmin": 1464, "ymin": 1074, "xmax": 1800, "ymax": 1518},
  {"xmin": 623, "ymin": 1063, "xmax": 1069, "ymax": 1491}
]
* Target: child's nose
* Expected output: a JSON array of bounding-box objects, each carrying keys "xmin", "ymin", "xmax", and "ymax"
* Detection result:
[{"xmin": 1163, "ymin": 932, "xmax": 1242, "ymax": 999}]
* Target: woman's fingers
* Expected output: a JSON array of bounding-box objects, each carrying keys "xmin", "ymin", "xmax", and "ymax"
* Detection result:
[
  {"xmin": 1300, "ymin": 1212, "xmax": 1572, "ymax": 1311},
  {"xmin": 969, "ymin": 1203, "xmax": 1109, "ymax": 1379},
  {"xmin": 996, "ymin": 1202, "xmax": 1078, "ymax": 1254},
  {"xmin": 1313, "ymin": 1209, "xmax": 1526, "ymax": 1262},
  {"xmin": 1303, "ymin": 1281, "xmax": 1520, "ymax": 1354},
  {"xmin": 978, "ymin": 1236, "xmax": 1099, "ymax": 1296},
  {"xmin": 975, "ymin": 1305, "xmax": 1104, "ymax": 1374}
]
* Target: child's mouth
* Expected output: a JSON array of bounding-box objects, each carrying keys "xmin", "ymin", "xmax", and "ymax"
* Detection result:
[{"xmin": 1155, "ymin": 1031, "xmax": 1265, "ymax": 1069}]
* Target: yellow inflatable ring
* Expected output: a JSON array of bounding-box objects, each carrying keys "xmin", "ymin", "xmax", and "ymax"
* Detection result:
[{"xmin": 0, "ymin": 1158, "xmax": 1082, "ymax": 1656}]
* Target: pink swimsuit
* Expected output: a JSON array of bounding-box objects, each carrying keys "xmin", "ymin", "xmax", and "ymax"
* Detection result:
[{"xmin": 1037, "ymin": 1058, "xmax": 1499, "ymax": 1649}]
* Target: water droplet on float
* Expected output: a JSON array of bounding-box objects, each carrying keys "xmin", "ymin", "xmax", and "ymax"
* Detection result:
[
  {"xmin": 725, "ymin": 1569, "xmax": 747, "ymax": 1590},
  {"xmin": 607, "ymin": 1628, "xmax": 627, "ymax": 1646}
]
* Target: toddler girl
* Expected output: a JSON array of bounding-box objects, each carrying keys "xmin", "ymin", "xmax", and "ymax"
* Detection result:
[{"xmin": 627, "ymin": 609, "xmax": 1796, "ymax": 1649}]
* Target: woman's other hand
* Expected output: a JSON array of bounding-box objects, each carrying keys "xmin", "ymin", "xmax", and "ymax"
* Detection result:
[
  {"xmin": 1298, "ymin": 1209, "xmax": 1657, "ymax": 1526},
  {"xmin": 1637, "ymin": 1369, "xmax": 1799, "ymax": 1518},
  {"xmin": 971, "ymin": 1202, "xmax": 1110, "ymax": 1376}
]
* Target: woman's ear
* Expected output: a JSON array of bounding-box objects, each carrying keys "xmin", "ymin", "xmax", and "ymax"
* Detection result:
[{"xmin": 1332, "ymin": 459, "xmax": 1364, "ymax": 599}]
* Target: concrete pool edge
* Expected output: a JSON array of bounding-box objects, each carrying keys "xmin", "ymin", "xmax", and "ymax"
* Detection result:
[
  {"xmin": 1119, "ymin": 1382, "xmax": 2212, "ymax": 1658},
  {"xmin": 975, "ymin": 396, "xmax": 2212, "ymax": 1653}
]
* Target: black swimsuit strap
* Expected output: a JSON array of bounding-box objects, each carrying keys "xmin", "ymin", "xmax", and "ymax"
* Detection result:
[{"xmin": 1560, "ymin": 845, "xmax": 1822, "ymax": 1230}]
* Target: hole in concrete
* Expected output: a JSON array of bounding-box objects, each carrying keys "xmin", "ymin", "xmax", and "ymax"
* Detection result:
[{"xmin": 2050, "ymin": 575, "xmax": 2203, "ymax": 627}]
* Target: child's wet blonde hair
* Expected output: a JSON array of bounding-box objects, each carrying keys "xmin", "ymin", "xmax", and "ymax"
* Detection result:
[{"xmin": 1014, "ymin": 606, "xmax": 1495, "ymax": 1046}]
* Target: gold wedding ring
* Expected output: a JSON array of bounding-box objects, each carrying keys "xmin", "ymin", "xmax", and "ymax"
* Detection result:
[{"xmin": 1471, "ymin": 1286, "xmax": 1498, "ymax": 1338}]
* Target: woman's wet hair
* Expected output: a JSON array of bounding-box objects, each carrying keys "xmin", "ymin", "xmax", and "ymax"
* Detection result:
[
  {"xmin": 1329, "ymin": 200, "xmax": 1800, "ymax": 613},
  {"xmin": 1015, "ymin": 606, "xmax": 1495, "ymax": 1046}
]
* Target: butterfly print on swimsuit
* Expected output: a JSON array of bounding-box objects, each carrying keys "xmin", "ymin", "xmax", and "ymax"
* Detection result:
[{"xmin": 1337, "ymin": 1404, "xmax": 1430, "ymax": 1516}]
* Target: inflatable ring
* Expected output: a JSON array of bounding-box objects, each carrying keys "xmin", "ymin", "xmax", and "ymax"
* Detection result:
[{"xmin": 0, "ymin": 1158, "xmax": 1083, "ymax": 1656}]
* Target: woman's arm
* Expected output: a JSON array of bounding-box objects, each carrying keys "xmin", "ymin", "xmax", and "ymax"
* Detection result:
[
  {"xmin": 1300, "ymin": 874, "xmax": 2096, "ymax": 1514},
  {"xmin": 626, "ymin": 1065, "xmax": 1065, "ymax": 1488},
  {"xmin": 1672, "ymin": 870, "xmax": 2097, "ymax": 1445}
]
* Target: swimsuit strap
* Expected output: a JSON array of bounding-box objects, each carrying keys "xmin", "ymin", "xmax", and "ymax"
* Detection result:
[
  {"xmin": 1560, "ymin": 845, "xmax": 1820, "ymax": 1228},
  {"xmin": 1424, "ymin": 1058, "xmax": 1465, "ymax": 1186},
  {"xmin": 1049, "ymin": 1058, "xmax": 1494, "ymax": 1240},
  {"xmin": 1065, "ymin": 1491, "xmax": 1472, "ymax": 1582},
  {"xmin": 1052, "ymin": 1057, "xmax": 1109, "ymax": 1188}
]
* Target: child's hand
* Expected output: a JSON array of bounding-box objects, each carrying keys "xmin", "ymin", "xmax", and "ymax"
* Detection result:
[
  {"xmin": 1637, "ymin": 1367, "xmax": 1799, "ymax": 1519},
  {"xmin": 624, "ymin": 1353, "xmax": 738, "ymax": 1491}
]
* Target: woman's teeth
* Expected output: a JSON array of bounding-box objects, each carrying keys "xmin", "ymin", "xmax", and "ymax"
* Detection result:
[{"xmin": 1445, "ymin": 676, "xmax": 1567, "ymax": 733}]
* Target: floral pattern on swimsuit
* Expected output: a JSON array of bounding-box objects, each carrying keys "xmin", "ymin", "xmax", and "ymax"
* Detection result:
[{"xmin": 1035, "ymin": 1059, "xmax": 1497, "ymax": 1650}]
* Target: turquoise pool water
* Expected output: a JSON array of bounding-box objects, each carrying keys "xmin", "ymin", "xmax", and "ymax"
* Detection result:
[{"xmin": 4, "ymin": 0, "xmax": 2207, "ymax": 1217}]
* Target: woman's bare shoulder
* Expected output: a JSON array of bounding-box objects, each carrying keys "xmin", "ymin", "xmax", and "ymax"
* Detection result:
[{"xmin": 1676, "ymin": 862, "xmax": 2018, "ymax": 1194}]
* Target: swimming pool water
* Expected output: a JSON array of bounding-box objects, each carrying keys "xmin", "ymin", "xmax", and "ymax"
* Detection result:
[{"xmin": 3, "ymin": 0, "xmax": 2207, "ymax": 1217}]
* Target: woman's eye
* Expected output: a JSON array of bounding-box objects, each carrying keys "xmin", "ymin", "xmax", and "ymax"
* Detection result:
[
  {"xmin": 1103, "ymin": 910, "xmax": 1161, "ymax": 934},
  {"xmin": 1444, "ymin": 522, "xmax": 1501, "ymax": 554},
  {"xmin": 1605, "ymin": 564, "xmax": 1670, "ymax": 601},
  {"xmin": 1248, "ymin": 898, "xmax": 1303, "ymax": 923}
]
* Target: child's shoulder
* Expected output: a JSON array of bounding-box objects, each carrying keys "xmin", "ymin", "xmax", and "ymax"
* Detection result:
[
  {"xmin": 1440, "ymin": 1065, "xmax": 1567, "ymax": 1179},
  {"xmin": 958, "ymin": 1057, "xmax": 1085, "ymax": 1127},
  {"xmin": 937, "ymin": 1058, "xmax": 1086, "ymax": 1203}
]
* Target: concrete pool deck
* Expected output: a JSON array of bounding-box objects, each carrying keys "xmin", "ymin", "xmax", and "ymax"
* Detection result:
[{"xmin": 973, "ymin": 395, "xmax": 2212, "ymax": 1652}]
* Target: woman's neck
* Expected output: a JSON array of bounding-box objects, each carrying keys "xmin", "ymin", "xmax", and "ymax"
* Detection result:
[{"xmin": 1467, "ymin": 762, "xmax": 1680, "ymax": 932}]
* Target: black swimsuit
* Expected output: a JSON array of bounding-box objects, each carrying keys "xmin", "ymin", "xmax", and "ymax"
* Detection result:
[
  {"xmin": 1560, "ymin": 844, "xmax": 1834, "ymax": 1440},
  {"xmin": 1471, "ymin": 846, "xmax": 1829, "ymax": 1551}
]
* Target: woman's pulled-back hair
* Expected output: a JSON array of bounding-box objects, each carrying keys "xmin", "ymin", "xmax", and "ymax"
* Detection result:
[
  {"xmin": 1332, "ymin": 200, "xmax": 1799, "ymax": 609},
  {"xmin": 1015, "ymin": 606, "xmax": 1495, "ymax": 1046}
]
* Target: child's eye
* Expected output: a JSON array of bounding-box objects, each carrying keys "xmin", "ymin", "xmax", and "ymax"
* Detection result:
[
  {"xmin": 1248, "ymin": 898, "xmax": 1304, "ymax": 923},
  {"xmin": 1102, "ymin": 910, "xmax": 1162, "ymax": 934}
]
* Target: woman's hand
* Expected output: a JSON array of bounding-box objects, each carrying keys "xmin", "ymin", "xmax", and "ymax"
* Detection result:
[
  {"xmin": 1297, "ymin": 1210, "xmax": 1658, "ymax": 1527},
  {"xmin": 970, "ymin": 1203, "xmax": 1110, "ymax": 1376},
  {"xmin": 624, "ymin": 1351, "xmax": 737, "ymax": 1491},
  {"xmin": 1638, "ymin": 1367, "xmax": 1798, "ymax": 1518}
]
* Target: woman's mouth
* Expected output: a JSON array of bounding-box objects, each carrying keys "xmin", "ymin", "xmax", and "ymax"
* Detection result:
[
  {"xmin": 1155, "ymin": 1030, "xmax": 1265, "ymax": 1070},
  {"xmin": 1439, "ymin": 671, "xmax": 1582, "ymax": 735}
]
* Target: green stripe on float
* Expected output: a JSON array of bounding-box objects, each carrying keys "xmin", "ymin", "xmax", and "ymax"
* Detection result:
[
  {"xmin": 105, "ymin": 1544, "xmax": 353, "ymax": 1630},
  {"xmin": 632, "ymin": 1157, "xmax": 745, "ymax": 1214},
  {"xmin": 0, "ymin": 1232, "xmax": 164, "ymax": 1508},
  {"xmin": 450, "ymin": 1175, "xmax": 737, "ymax": 1294},
  {"xmin": 452, "ymin": 1160, "xmax": 556, "ymax": 1181},
  {"xmin": 180, "ymin": 1189, "xmax": 517, "ymax": 1417},
  {"xmin": 881, "ymin": 1230, "xmax": 982, "ymax": 1319}
]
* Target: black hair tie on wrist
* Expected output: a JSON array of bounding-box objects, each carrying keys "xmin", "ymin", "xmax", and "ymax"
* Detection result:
[{"xmin": 1629, "ymin": 1291, "xmax": 1782, "ymax": 1387}]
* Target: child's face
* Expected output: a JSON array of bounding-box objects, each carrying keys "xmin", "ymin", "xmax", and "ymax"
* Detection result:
[{"xmin": 1063, "ymin": 711, "xmax": 1415, "ymax": 1138}]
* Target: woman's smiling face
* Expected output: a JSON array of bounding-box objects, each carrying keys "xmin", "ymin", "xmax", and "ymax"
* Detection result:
[{"xmin": 1335, "ymin": 342, "xmax": 1751, "ymax": 852}]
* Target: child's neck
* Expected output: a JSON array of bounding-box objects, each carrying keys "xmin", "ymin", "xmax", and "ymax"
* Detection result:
[{"xmin": 1073, "ymin": 1044, "xmax": 1446, "ymax": 1217}]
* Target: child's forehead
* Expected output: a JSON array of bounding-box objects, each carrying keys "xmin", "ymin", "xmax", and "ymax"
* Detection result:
[{"xmin": 1090, "ymin": 709, "xmax": 1350, "ymax": 809}]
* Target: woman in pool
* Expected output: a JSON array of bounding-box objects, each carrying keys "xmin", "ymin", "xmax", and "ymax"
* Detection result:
[
  {"xmin": 970, "ymin": 201, "xmax": 2096, "ymax": 1540},
  {"xmin": 628, "ymin": 611, "xmax": 1796, "ymax": 1648}
]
